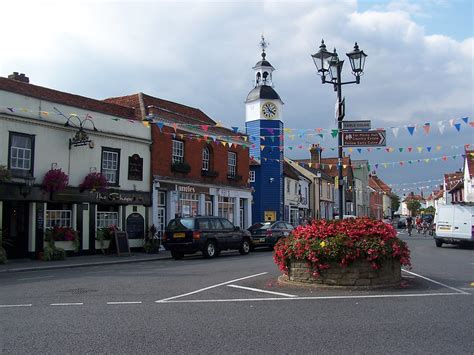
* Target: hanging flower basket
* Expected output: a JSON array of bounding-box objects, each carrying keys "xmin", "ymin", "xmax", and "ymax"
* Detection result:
[
  {"xmin": 42, "ymin": 168, "xmax": 69, "ymax": 193},
  {"xmin": 79, "ymin": 172, "xmax": 108, "ymax": 193},
  {"xmin": 0, "ymin": 165, "xmax": 11, "ymax": 182}
]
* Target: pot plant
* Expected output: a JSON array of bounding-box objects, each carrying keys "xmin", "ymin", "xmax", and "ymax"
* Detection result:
[
  {"xmin": 0, "ymin": 165, "xmax": 11, "ymax": 182},
  {"xmin": 274, "ymin": 217, "xmax": 411, "ymax": 287},
  {"xmin": 143, "ymin": 225, "xmax": 160, "ymax": 253},
  {"xmin": 44, "ymin": 226, "xmax": 79, "ymax": 253},
  {"xmin": 96, "ymin": 225, "xmax": 118, "ymax": 253},
  {"xmin": 79, "ymin": 172, "xmax": 108, "ymax": 193}
]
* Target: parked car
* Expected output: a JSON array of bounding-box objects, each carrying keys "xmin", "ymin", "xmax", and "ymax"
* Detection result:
[
  {"xmin": 163, "ymin": 216, "xmax": 252, "ymax": 259},
  {"xmin": 434, "ymin": 204, "xmax": 474, "ymax": 248},
  {"xmin": 248, "ymin": 221, "xmax": 294, "ymax": 249},
  {"xmin": 333, "ymin": 215, "xmax": 357, "ymax": 220},
  {"xmin": 397, "ymin": 217, "xmax": 407, "ymax": 229}
]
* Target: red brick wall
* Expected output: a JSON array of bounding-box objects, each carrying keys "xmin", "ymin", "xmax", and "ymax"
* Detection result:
[
  {"xmin": 369, "ymin": 191, "xmax": 383, "ymax": 219},
  {"xmin": 151, "ymin": 126, "xmax": 249, "ymax": 187}
]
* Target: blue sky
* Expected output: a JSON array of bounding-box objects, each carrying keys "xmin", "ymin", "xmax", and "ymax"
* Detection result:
[{"xmin": 0, "ymin": 0, "xmax": 472, "ymax": 196}]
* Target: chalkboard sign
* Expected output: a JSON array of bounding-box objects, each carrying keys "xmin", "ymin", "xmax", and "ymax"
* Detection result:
[
  {"xmin": 126, "ymin": 213, "xmax": 144, "ymax": 239},
  {"xmin": 108, "ymin": 231, "xmax": 131, "ymax": 256},
  {"xmin": 128, "ymin": 154, "xmax": 143, "ymax": 181}
]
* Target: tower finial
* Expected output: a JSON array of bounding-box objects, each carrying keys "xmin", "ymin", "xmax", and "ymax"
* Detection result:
[{"xmin": 260, "ymin": 35, "xmax": 268, "ymax": 59}]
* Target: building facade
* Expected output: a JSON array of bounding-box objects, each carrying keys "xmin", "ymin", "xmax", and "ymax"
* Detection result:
[
  {"xmin": 0, "ymin": 74, "xmax": 151, "ymax": 258},
  {"xmin": 283, "ymin": 161, "xmax": 310, "ymax": 225}
]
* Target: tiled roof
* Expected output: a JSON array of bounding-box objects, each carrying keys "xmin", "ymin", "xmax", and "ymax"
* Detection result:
[
  {"xmin": 250, "ymin": 158, "xmax": 260, "ymax": 166},
  {"xmin": 283, "ymin": 161, "xmax": 300, "ymax": 180},
  {"xmin": 0, "ymin": 76, "xmax": 135, "ymax": 119},
  {"xmin": 105, "ymin": 93, "xmax": 241, "ymax": 138},
  {"xmin": 369, "ymin": 176, "xmax": 383, "ymax": 192},
  {"xmin": 444, "ymin": 172, "xmax": 463, "ymax": 190},
  {"xmin": 448, "ymin": 180, "xmax": 463, "ymax": 193},
  {"xmin": 372, "ymin": 175, "xmax": 391, "ymax": 193}
]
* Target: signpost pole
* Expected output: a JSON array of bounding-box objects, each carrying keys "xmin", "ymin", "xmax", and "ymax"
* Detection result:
[{"xmin": 336, "ymin": 62, "xmax": 344, "ymax": 220}]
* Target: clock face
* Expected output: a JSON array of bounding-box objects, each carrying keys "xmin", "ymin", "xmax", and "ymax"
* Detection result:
[{"xmin": 261, "ymin": 102, "xmax": 277, "ymax": 119}]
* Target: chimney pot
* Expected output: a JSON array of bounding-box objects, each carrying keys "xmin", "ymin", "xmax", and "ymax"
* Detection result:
[{"xmin": 8, "ymin": 72, "xmax": 29, "ymax": 83}]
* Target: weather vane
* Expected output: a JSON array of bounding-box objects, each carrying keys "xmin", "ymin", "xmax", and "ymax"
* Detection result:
[{"xmin": 259, "ymin": 35, "xmax": 269, "ymax": 56}]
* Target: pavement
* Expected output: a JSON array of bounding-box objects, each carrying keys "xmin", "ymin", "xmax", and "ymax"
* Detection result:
[{"xmin": 0, "ymin": 249, "xmax": 171, "ymax": 273}]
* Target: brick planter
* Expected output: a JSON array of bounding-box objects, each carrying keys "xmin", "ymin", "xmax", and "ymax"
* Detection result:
[{"xmin": 287, "ymin": 258, "xmax": 401, "ymax": 287}]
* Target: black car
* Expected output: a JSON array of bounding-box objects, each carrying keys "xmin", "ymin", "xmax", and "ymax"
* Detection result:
[
  {"xmin": 248, "ymin": 221, "xmax": 294, "ymax": 249},
  {"xmin": 163, "ymin": 216, "xmax": 252, "ymax": 259}
]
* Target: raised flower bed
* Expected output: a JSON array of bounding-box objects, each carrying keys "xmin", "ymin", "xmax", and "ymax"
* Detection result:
[
  {"xmin": 43, "ymin": 226, "xmax": 79, "ymax": 260},
  {"xmin": 274, "ymin": 218, "xmax": 411, "ymax": 288}
]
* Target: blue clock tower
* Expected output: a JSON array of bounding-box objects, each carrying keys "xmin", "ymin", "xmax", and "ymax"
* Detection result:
[{"xmin": 246, "ymin": 37, "xmax": 284, "ymax": 223}]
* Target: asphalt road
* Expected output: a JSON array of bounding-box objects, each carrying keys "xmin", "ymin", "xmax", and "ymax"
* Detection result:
[{"xmin": 1, "ymin": 230, "xmax": 472, "ymax": 354}]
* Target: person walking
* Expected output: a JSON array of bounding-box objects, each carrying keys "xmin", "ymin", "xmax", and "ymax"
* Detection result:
[{"xmin": 406, "ymin": 215, "xmax": 414, "ymax": 237}]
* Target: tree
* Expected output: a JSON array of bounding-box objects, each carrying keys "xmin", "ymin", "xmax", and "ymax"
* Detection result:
[
  {"xmin": 406, "ymin": 199, "xmax": 421, "ymax": 217},
  {"xmin": 422, "ymin": 206, "xmax": 436, "ymax": 215},
  {"xmin": 391, "ymin": 194, "xmax": 401, "ymax": 216}
]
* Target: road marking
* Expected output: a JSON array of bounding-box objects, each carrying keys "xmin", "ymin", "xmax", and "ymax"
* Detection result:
[
  {"xmin": 50, "ymin": 303, "xmax": 84, "ymax": 306},
  {"xmin": 459, "ymin": 288, "xmax": 473, "ymax": 292},
  {"xmin": 17, "ymin": 276, "xmax": 54, "ymax": 281},
  {"xmin": 0, "ymin": 304, "xmax": 33, "ymax": 308},
  {"xmin": 402, "ymin": 270, "xmax": 469, "ymax": 295},
  {"xmin": 227, "ymin": 284, "xmax": 297, "ymax": 297},
  {"xmin": 106, "ymin": 301, "xmax": 142, "ymax": 305},
  {"xmin": 159, "ymin": 292, "xmax": 467, "ymax": 304},
  {"xmin": 155, "ymin": 272, "xmax": 268, "ymax": 303}
]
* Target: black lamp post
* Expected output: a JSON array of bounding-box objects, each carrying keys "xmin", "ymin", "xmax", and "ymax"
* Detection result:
[
  {"xmin": 20, "ymin": 174, "xmax": 35, "ymax": 198},
  {"xmin": 311, "ymin": 40, "xmax": 367, "ymax": 220}
]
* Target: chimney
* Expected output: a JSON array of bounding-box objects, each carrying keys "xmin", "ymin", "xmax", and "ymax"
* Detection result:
[
  {"xmin": 8, "ymin": 72, "xmax": 29, "ymax": 83},
  {"xmin": 309, "ymin": 144, "xmax": 322, "ymax": 165}
]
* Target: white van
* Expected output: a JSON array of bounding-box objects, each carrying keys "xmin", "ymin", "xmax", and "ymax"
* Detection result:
[{"xmin": 434, "ymin": 204, "xmax": 474, "ymax": 247}]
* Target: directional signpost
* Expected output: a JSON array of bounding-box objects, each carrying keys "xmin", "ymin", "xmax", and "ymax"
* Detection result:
[
  {"xmin": 342, "ymin": 130, "xmax": 386, "ymax": 147},
  {"xmin": 342, "ymin": 120, "xmax": 371, "ymax": 130}
]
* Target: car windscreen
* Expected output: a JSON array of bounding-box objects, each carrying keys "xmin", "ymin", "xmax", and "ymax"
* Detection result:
[
  {"xmin": 249, "ymin": 222, "xmax": 272, "ymax": 230},
  {"xmin": 167, "ymin": 218, "xmax": 195, "ymax": 231}
]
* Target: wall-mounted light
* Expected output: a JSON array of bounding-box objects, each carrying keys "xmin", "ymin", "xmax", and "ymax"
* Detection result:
[
  {"xmin": 19, "ymin": 175, "xmax": 35, "ymax": 198},
  {"xmin": 51, "ymin": 162, "xmax": 58, "ymax": 169},
  {"xmin": 90, "ymin": 167, "xmax": 97, "ymax": 173},
  {"xmin": 269, "ymin": 177, "xmax": 275, "ymax": 183}
]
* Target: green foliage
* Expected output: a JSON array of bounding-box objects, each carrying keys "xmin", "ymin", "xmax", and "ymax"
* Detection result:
[
  {"xmin": 422, "ymin": 206, "xmax": 436, "ymax": 215},
  {"xmin": 42, "ymin": 245, "xmax": 65, "ymax": 261},
  {"xmin": 143, "ymin": 225, "xmax": 160, "ymax": 253},
  {"xmin": 391, "ymin": 195, "xmax": 401, "ymax": 215},
  {"xmin": 0, "ymin": 166, "xmax": 11, "ymax": 182},
  {"xmin": 406, "ymin": 200, "xmax": 421, "ymax": 216}
]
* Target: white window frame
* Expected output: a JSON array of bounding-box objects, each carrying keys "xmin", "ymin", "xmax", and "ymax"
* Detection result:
[
  {"xmin": 102, "ymin": 149, "xmax": 119, "ymax": 184},
  {"xmin": 249, "ymin": 170, "xmax": 255, "ymax": 183},
  {"xmin": 46, "ymin": 210, "xmax": 72, "ymax": 228},
  {"xmin": 96, "ymin": 212, "xmax": 119, "ymax": 229},
  {"xmin": 228, "ymin": 151, "xmax": 237, "ymax": 177},
  {"xmin": 172, "ymin": 140, "xmax": 184, "ymax": 164},
  {"xmin": 10, "ymin": 133, "xmax": 33, "ymax": 172},
  {"xmin": 202, "ymin": 147, "xmax": 210, "ymax": 171}
]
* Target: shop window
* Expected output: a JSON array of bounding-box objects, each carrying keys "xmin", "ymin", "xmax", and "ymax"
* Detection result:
[
  {"xmin": 101, "ymin": 147, "xmax": 120, "ymax": 185},
  {"xmin": 228, "ymin": 152, "xmax": 236, "ymax": 177},
  {"xmin": 177, "ymin": 192, "xmax": 199, "ymax": 217},
  {"xmin": 172, "ymin": 140, "xmax": 184, "ymax": 164},
  {"xmin": 218, "ymin": 196, "xmax": 235, "ymax": 223},
  {"xmin": 96, "ymin": 206, "xmax": 119, "ymax": 229},
  {"xmin": 8, "ymin": 132, "xmax": 35, "ymax": 177},
  {"xmin": 46, "ymin": 207, "xmax": 72, "ymax": 228}
]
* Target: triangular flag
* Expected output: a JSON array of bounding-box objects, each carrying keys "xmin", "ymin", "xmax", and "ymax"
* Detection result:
[
  {"xmin": 424, "ymin": 158, "xmax": 430, "ymax": 163},
  {"xmin": 391, "ymin": 127, "xmax": 399, "ymax": 138},
  {"xmin": 469, "ymin": 122, "xmax": 474, "ymax": 127},
  {"xmin": 426, "ymin": 146, "xmax": 432, "ymax": 152},
  {"xmin": 438, "ymin": 122, "xmax": 445, "ymax": 134},
  {"xmin": 417, "ymin": 147, "xmax": 423, "ymax": 153},
  {"xmin": 461, "ymin": 117, "xmax": 469, "ymax": 124},
  {"xmin": 348, "ymin": 148, "xmax": 353, "ymax": 153},
  {"xmin": 156, "ymin": 122, "xmax": 164, "ymax": 132},
  {"xmin": 375, "ymin": 164, "xmax": 379, "ymax": 169},
  {"xmin": 142, "ymin": 121, "xmax": 150, "ymax": 128},
  {"xmin": 454, "ymin": 123, "xmax": 461, "ymax": 132},
  {"xmin": 260, "ymin": 145, "xmax": 265, "ymax": 151},
  {"xmin": 399, "ymin": 162, "xmax": 404, "ymax": 166},
  {"xmin": 423, "ymin": 124, "xmax": 430, "ymax": 135},
  {"xmin": 231, "ymin": 126, "xmax": 239, "ymax": 133},
  {"xmin": 357, "ymin": 148, "xmax": 362, "ymax": 154},
  {"xmin": 407, "ymin": 126, "xmax": 415, "ymax": 135},
  {"xmin": 449, "ymin": 119, "xmax": 455, "ymax": 126},
  {"xmin": 399, "ymin": 148, "xmax": 404, "ymax": 152},
  {"xmin": 172, "ymin": 123, "xmax": 178, "ymax": 132},
  {"xmin": 408, "ymin": 147, "xmax": 413, "ymax": 152},
  {"xmin": 442, "ymin": 156, "xmax": 447, "ymax": 161},
  {"xmin": 331, "ymin": 129, "xmax": 338, "ymax": 138},
  {"xmin": 329, "ymin": 164, "xmax": 333, "ymax": 170}
]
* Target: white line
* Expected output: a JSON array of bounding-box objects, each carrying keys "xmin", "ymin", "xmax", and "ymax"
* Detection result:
[
  {"xmin": 106, "ymin": 301, "xmax": 142, "ymax": 305},
  {"xmin": 159, "ymin": 292, "xmax": 466, "ymax": 304},
  {"xmin": 50, "ymin": 303, "xmax": 83, "ymax": 306},
  {"xmin": 227, "ymin": 284, "xmax": 297, "ymax": 298},
  {"xmin": 155, "ymin": 272, "xmax": 268, "ymax": 302},
  {"xmin": 402, "ymin": 269, "xmax": 469, "ymax": 295},
  {"xmin": 0, "ymin": 304, "xmax": 33, "ymax": 308}
]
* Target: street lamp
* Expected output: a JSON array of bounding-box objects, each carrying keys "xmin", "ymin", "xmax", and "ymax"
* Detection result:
[
  {"xmin": 311, "ymin": 40, "xmax": 367, "ymax": 220},
  {"xmin": 19, "ymin": 174, "xmax": 35, "ymax": 198}
]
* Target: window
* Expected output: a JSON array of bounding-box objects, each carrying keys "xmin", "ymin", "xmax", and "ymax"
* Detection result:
[
  {"xmin": 228, "ymin": 152, "xmax": 237, "ymax": 177},
  {"xmin": 96, "ymin": 211, "xmax": 118, "ymax": 229},
  {"xmin": 101, "ymin": 148, "xmax": 120, "ymax": 185},
  {"xmin": 202, "ymin": 147, "xmax": 210, "ymax": 171},
  {"xmin": 218, "ymin": 196, "xmax": 235, "ymax": 223},
  {"xmin": 249, "ymin": 171, "xmax": 255, "ymax": 183},
  {"xmin": 177, "ymin": 192, "xmax": 199, "ymax": 217},
  {"xmin": 286, "ymin": 180, "xmax": 290, "ymax": 193},
  {"xmin": 9, "ymin": 132, "xmax": 34, "ymax": 176},
  {"xmin": 294, "ymin": 182, "xmax": 298, "ymax": 194},
  {"xmin": 220, "ymin": 218, "xmax": 234, "ymax": 230},
  {"xmin": 172, "ymin": 140, "xmax": 184, "ymax": 164},
  {"xmin": 46, "ymin": 209, "xmax": 72, "ymax": 228}
]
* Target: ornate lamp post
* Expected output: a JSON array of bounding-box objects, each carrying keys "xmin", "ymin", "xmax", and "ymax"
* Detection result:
[{"xmin": 311, "ymin": 40, "xmax": 367, "ymax": 219}]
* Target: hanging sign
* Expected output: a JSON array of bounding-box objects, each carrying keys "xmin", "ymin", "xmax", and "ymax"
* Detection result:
[{"xmin": 342, "ymin": 130, "xmax": 386, "ymax": 147}]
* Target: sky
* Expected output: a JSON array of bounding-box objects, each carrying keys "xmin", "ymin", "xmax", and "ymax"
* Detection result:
[{"xmin": 0, "ymin": 0, "xmax": 472, "ymax": 196}]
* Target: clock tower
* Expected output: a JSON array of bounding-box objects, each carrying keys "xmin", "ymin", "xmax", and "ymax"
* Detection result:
[{"xmin": 246, "ymin": 36, "xmax": 284, "ymax": 223}]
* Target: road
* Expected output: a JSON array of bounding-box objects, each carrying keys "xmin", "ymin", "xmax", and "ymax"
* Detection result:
[{"xmin": 1, "ymin": 230, "xmax": 472, "ymax": 354}]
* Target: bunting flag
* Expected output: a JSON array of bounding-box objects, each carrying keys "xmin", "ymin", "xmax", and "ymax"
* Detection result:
[
  {"xmin": 454, "ymin": 123, "xmax": 461, "ymax": 132},
  {"xmin": 407, "ymin": 126, "xmax": 415, "ymax": 135},
  {"xmin": 408, "ymin": 147, "xmax": 413, "ymax": 152},
  {"xmin": 156, "ymin": 122, "xmax": 164, "ymax": 132},
  {"xmin": 462, "ymin": 117, "xmax": 469, "ymax": 124},
  {"xmin": 357, "ymin": 148, "xmax": 362, "ymax": 154},
  {"xmin": 399, "ymin": 148, "xmax": 403, "ymax": 152},
  {"xmin": 417, "ymin": 147, "xmax": 423, "ymax": 153},
  {"xmin": 331, "ymin": 129, "xmax": 338, "ymax": 138},
  {"xmin": 423, "ymin": 123, "xmax": 430, "ymax": 135},
  {"xmin": 392, "ymin": 127, "xmax": 399, "ymax": 138},
  {"xmin": 231, "ymin": 126, "xmax": 239, "ymax": 133}
]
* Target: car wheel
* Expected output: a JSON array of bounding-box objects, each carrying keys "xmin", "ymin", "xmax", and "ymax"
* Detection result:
[
  {"xmin": 239, "ymin": 239, "xmax": 250, "ymax": 255},
  {"xmin": 203, "ymin": 240, "xmax": 217, "ymax": 258},
  {"xmin": 435, "ymin": 239, "xmax": 443, "ymax": 248},
  {"xmin": 171, "ymin": 250, "xmax": 184, "ymax": 260}
]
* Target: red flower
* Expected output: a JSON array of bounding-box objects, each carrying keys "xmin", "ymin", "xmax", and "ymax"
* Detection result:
[
  {"xmin": 42, "ymin": 169, "xmax": 69, "ymax": 193},
  {"xmin": 79, "ymin": 172, "xmax": 108, "ymax": 192}
]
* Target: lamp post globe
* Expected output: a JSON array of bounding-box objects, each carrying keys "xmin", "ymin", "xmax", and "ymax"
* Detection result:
[{"xmin": 311, "ymin": 39, "xmax": 334, "ymax": 83}]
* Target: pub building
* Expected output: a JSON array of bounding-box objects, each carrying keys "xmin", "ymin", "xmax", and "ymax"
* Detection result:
[
  {"xmin": 104, "ymin": 93, "xmax": 253, "ymax": 236},
  {"xmin": 0, "ymin": 73, "xmax": 151, "ymax": 259}
]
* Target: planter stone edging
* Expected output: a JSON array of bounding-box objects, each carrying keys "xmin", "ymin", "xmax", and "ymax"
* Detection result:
[{"xmin": 286, "ymin": 258, "xmax": 401, "ymax": 288}]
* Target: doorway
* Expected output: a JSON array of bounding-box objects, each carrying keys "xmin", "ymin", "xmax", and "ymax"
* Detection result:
[{"xmin": 3, "ymin": 201, "xmax": 30, "ymax": 258}]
